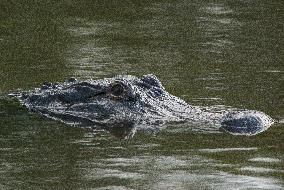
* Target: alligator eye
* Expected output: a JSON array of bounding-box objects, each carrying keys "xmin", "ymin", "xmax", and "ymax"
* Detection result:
[{"xmin": 108, "ymin": 82, "xmax": 126, "ymax": 99}]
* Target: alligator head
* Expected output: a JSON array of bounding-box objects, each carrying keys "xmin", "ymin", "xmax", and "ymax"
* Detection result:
[{"xmin": 15, "ymin": 74, "xmax": 274, "ymax": 137}]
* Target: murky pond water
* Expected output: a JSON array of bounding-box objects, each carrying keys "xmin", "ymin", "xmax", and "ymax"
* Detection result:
[{"xmin": 0, "ymin": 0, "xmax": 283, "ymax": 189}]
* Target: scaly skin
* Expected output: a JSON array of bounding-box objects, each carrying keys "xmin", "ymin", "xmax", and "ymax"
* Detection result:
[{"xmin": 15, "ymin": 74, "xmax": 274, "ymax": 136}]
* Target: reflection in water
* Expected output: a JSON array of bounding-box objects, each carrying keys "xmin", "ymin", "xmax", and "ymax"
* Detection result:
[
  {"xmin": 249, "ymin": 157, "xmax": 282, "ymax": 163},
  {"xmin": 240, "ymin": 166, "xmax": 284, "ymax": 174},
  {"xmin": 198, "ymin": 147, "xmax": 258, "ymax": 153},
  {"xmin": 197, "ymin": 3, "xmax": 237, "ymax": 55},
  {"xmin": 0, "ymin": 96, "xmax": 283, "ymax": 189},
  {"xmin": 78, "ymin": 154, "xmax": 283, "ymax": 190},
  {"xmin": 0, "ymin": 0, "xmax": 283, "ymax": 189}
]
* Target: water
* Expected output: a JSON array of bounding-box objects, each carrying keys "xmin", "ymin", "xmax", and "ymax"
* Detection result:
[{"xmin": 0, "ymin": 0, "xmax": 283, "ymax": 189}]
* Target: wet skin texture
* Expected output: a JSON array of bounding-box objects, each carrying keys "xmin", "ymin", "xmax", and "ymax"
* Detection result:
[{"xmin": 15, "ymin": 74, "xmax": 274, "ymax": 136}]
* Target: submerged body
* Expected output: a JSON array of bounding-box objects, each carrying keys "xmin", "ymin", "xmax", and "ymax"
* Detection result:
[{"xmin": 15, "ymin": 74, "xmax": 274, "ymax": 136}]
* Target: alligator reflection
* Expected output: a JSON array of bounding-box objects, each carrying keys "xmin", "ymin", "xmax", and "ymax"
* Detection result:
[{"xmin": 99, "ymin": 121, "xmax": 136, "ymax": 139}]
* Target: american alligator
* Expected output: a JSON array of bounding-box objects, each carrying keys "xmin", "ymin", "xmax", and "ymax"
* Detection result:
[{"xmin": 14, "ymin": 74, "xmax": 274, "ymax": 137}]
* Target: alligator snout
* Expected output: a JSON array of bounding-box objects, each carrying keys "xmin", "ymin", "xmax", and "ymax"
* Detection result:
[{"xmin": 220, "ymin": 111, "xmax": 274, "ymax": 135}]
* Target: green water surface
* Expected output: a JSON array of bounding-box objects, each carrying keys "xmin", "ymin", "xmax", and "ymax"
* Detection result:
[{"xmin": 0, "ymin": 0, "xmax": 283, "ymax": 189}]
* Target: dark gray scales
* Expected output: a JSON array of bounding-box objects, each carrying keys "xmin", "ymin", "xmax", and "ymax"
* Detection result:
[{"xmin": 14, "ymin": 74, "xmax": 274, "ymax": 136}]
